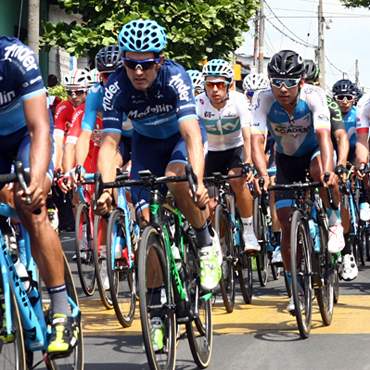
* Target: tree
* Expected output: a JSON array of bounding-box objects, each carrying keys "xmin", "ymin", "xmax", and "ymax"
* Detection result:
[
  {"xmin": 41, "ymin": 0, "xmax": 259, "ymax": 69},
  {"xmin": 339, "ymin": 0, "xmax": 370, "ymax": 7}
]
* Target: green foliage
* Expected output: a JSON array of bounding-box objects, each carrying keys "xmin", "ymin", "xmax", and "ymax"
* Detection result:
[
  {"xmin": 339, "ymin": 0, "xmax": 370, "ymax": 7},
  {"xmin": 41, "ymin": 0, "xmax": 259, "ymax": 69},
  {"xmin": 48, "ymin": 85, "xmax": 68, "ymax": 101}
]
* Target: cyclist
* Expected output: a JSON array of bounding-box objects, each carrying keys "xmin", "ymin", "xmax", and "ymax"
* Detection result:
[
  {"xmin": 0, "ymin": 36, "xmax": 77, "ymax": 356},
  {"xmin": 243, "ymin": 72, "xmax": 269, "ymax": 102},
  {"xmin": 197, "ymin": 59, "xmax": 259, "ymax": 255},
  {"xmin": 251, "ymin": 50, "xmax": 344, "ymax": 313},
  {"xmin": 187, "ymin": 69, "xmax": 204, "ymax": 97},
  {"xmin": 96, "ymin": 19, "xmax": 221, "ymax": 351}
]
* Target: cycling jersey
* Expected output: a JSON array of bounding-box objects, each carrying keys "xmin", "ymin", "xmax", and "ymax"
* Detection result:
[
  {"xmin": 0, "ymin": 36, "xmax": 46, "ymax": 135},
  {"xmin": 251, "ymin": 85, "xmax": 331, "ymax": 157},
  {"xmin": 102, "ymin": 59, "xmax": 198, "ymax": 139},
  {"xmin": 82, "ymin": 82, "xmax": 133, "ymax": 139},
  {"xmin": 196, "ymin": 90, "xmax": 251, "ymax": 151},
  {"xmin": 54, "ymin": 100, "xmax": 75, "ymax": 140},
  {"xmin": 342, "ymin": 106, "xmax": 357, "ymax": 149},
  {"xmin": 356, "ymin": 94, "xmax": 370, "ymax": 135}
]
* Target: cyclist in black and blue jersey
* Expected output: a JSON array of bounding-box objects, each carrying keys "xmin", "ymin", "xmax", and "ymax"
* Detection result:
[
  {"xmin": 95, "ymin": 20, "xmax": 221, "ymax": 351},
  {"xmin": 251, "ymin": 50, "xmax": 344, "ymax": 314},
  {"xmin": 0, "ymin": 36, "xmax": 77, "ymax": 357}
]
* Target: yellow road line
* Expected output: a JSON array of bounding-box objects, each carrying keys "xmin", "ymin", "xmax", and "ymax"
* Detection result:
[{"xmin": 80, "ymin": 295, "xmax": 370, "ymax": 336}]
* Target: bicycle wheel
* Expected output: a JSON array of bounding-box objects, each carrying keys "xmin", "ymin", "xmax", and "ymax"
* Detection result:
[
  {"xmin": 93, "ymin": 215, "xmax": 113, "ymax": 310},
  {"xmin": 235, "ymin": 217, "xmax": 253, "ymax": 304},
  {"xmin": 253, "ymin": 197, "xmax": 269, "ymax": 287},
  {"xmin": 214, "ymin": 205, "xmax": 235, "ymax": 313},
  {"xmin": 75, "ymin": 203, "xmax": 96, "ymax": 296},
  {"xmin": 44, "ymin": 254, "xmax": 84, "ymax": 370},
  {"xmin": 290, "ymin": 211, "xmax": 313, "ymax": 339},
  {"xmin": 283, "ymin": 268, "xmax": 292, "ymax": 298},
  {"xmin": 184, "ymin": 227, "xmax": 213, "ymax": 369},
  {"xmin": 0, "ymin": 276, "xmax": 26, "ymax": 370},
  {"xmin": 333, "ymin": 268, "xmax": 340, "ymax": 304},
  {"xmin": 106, "ymin": 209, "xmax": 136, "ymax": 327},
  {"xmin": 358, "ymin": 226, "xmax": 366, "ymax": 266},
  {"xmin": 366, "ymin": 226, "xmax": 370, "ymax": 262},
  {"xmin": 138, "ymin": 226, "xmax": 176, "ymax": 370}
]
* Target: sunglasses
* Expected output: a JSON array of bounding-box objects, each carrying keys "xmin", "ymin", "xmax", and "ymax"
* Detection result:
[
  {"xmin": 270, "ymin": 78, "xmax": 301, "ymax": 89},
  {"xmin": 66, "ymin": 89, "xmax": 86, "ymax": 96},
  {"xmin": 122, "ymin": 57, "xmax": 161, "ymax": 71},
  {"xmin": 247, "ymin": 91, "xmax": 255, "ymax": 97},
  {"xmin": 100, "ymin": 72, "xmax": 112, "ymax": 79},
  {"xmin": 194, "ymin": 89, "xmax": 203, "ymax": 96},
  {"xmin": 335, "ymin": 94, "xmax": 355, "ymax": 102},
  {"xmin": 204, "ymin": 80, "xmax": 230, "ymax": 89}
]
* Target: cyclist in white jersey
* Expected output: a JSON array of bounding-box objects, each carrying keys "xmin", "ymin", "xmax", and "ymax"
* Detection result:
[
  {"xmin": 196, "ymin": 59, "xmax": 259, "ymax": 254},
  {"xmin": 251, "ymin": 50, "xmax": 344, "ymax": 314}
]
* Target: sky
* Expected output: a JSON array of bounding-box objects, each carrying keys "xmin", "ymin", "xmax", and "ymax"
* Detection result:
[{"xmin": 236, "ymin": 0, "xmax": 370, "ymax": 94}]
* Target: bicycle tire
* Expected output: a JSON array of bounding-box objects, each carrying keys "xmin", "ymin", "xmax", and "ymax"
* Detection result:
[
  {"xmin": 215, "ymin": 205, "xmax": 235, "ymax": 313},
  {"xmin": 93, "ymin": 215, "xmax": 113, "ymax": 310},
  {"xmin": 253, "ymin": 197, "xmax": 269, "ymax": 287},
  {"xmin": 75, "ymin": 203, "xmax": 96, "ymax": 297},
  {"xmin": 366, "ymin": 227, "xmax": 370, "ymax": 262},
  {"xmin": 0, "ymin": 276, "xmax": 26, "ymax": 370},
  {"xmin": 138, "ymin": 226, "xmax": 176, "ymax": 370},
  {"xmin": 235, "ymin": 217, "xmax": 253, "ymax": 304},
  {"xmin": 183, "ymin": 227, "xmax": 213, "ymax": 369},
  {"xmin": 333, "ymin": 268, "xmax": 340, "ymax": 304},
  {"xmin": 283, "ymin": 268, "xmax": 292, "ymax": 298},
  {"xmin": 358, "ymin": 226, "xmax": 366, "ymax": 266},
  {"xmin": 106, "ymin": 209, "xmax": 136, "ymax": 327},
  {"xmin": 45, "ymin": 253, "xmax": 84, "ymax": 370},
  {"xmin": 290, "ymin": 211, "xmax": 313, "ymax": 339},
  {"xmin": 315, "ymin": 229, "xmax": 334, "ymax": 326}
]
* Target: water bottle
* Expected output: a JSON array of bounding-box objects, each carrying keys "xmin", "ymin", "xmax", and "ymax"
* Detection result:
[
  {"xmin": 308, "ymin": 219, "xmax": 320, "ymax": 253},
  {"xmin": 314, "ymin": 224, "xmax": 321, "ymax": 252},
  {"xmin": 171, "ymin": 244, "xmax": 182, "ymax": 271},
  {"xmin": 11, "ymin": 254, "xmax": 31, "ymax": 294},
  {"xmin": 235, "ymin": 219, "xmax": 240, "ymax": 247}
]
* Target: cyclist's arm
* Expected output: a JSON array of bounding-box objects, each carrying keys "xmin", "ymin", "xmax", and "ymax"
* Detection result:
[
  {"xmin": 316, "ymin": 129, "xmax": 335, "ymax": 185},
  {"xmin": 356, "ymin": 132, "xmax": 369, "ymax": 165},
  {"xmin": 76, "ymin": 129, "xmax": 93, "ymax": 167},
  {"xmin": 333, "ymin": 129, "xmax": 349, "ymax": 167},
  {"xmin": 62, "ymin": 141, "xmax": 76, "ymax": 174},
  {"xmin": 54, "ymin": 134, "xmax": 64, "ymax": 169},
  {"xmin": 98, "ymin": 131, "xmax": 121, "ymax": 183},
  {"xmin": 242, "ymin": 126, "xmax": 252, "ymax": 164}
]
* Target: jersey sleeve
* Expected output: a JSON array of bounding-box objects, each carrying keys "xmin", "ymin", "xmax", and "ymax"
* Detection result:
[
  {"xmin": 235, "ymin": 92, "xmax": 252, "ymax": 128},
  {"xmin": 81, "ymin": 84, "xmax": 101, "ymax": 131},
  {"xmin": 251, "ymin": 90, "xmax": 269, "ymax": 138},
  {"xmin": 326, "ymin": 96, "xmax": 345, "ymax": 132},
  {"xmin": 308, "ymin": 87, "xmax": 331, "ymax": 132},
  {"xmin": 65, "ymin": 105, "xmax": 84, "ymax": 144},
  {"xmin": 356, "ymin": 95, "xmax": 370, "ymax": 135}
]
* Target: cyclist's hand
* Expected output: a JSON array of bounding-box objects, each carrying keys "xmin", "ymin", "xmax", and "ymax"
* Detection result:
[
  {"xmin": 334, "ymin": 164, "xmax": 349, "ymax": 183},
  {"xmin": 355, "ymin": 162, "xmax": 367, "ymax": 180},
  {"xmin": 242, "ymin": 163, "xmax": 255, "ymax": 184},
  {"xmin": 57, "ymin": 174, "xmax": 72, "ymax": 194},
  {"xmin": 94, "ymin": 191, "xmax": 112, "ymax": 216},
  {"xmin": 71, "ymin": 165, "xmax": 86, "ymax": 185},
  {"xmin": 321, "ymin": 171, "xmax": 336, "ymax": 188},
  {"xmin": 17, "ymin": 179, "xmax": 45, "ymax": 212},
  {"xmin": 189, "ymin": 182, "xmax": 209, "ymax": 209},
  {"xmin": 255, "ymin": 175, "xmax": 270, "ymax": 195}
]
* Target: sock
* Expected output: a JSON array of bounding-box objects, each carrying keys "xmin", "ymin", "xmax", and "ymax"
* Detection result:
[
  {"xmin": 194, "ymin": 219, "xmax": 213, "ymax": 248},
  {"xmin": 327, "ymin": 206, "xmax": 341, "ymax": 227},
  {"xmin": 274, "ymin": 231, "xmax": 281, "ymax": 246},
  {"xmin": 342, "ymin": 232, "xmax": 352, "ymax": 256},
  {"xmin": 47, "ymin": 284, "xmax": 71, "ymax": 317},
  {"xmin": 241, "ymin": 216, "xmax": 253, "ymax": 233}
]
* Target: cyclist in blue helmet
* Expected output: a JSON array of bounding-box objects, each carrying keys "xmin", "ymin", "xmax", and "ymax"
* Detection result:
[{"xmin": 96, "ymin": 19, "xmax": 222, "ymax": 350}]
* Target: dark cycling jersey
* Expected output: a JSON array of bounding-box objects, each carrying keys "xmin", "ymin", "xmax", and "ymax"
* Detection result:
[{"xmin": 102, "ymin": 59, "xmax": 198, "ymax": 139}]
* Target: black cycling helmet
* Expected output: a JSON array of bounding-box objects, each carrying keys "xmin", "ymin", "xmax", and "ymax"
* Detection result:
[
  {"xmin": 95, "ymin": 45, "xmax": 122, "ymax": 73},
  {"xmin": 268, "ymin": 50, "xmax": 305, "ymax": 79},
  {"xmin": 355, "ymin": 86, "xmax": 363, "ymax": 102},
  {"xmin": 304, "ymin": 59, "xmax": 319, "ymax": 82},
  {"xmin": 332, "ymin": 79, "xmax": 356, "ymax": 96}
]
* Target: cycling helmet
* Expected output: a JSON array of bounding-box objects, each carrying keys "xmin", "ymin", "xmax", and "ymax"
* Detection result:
[
  {"xmin": 118, "ymin": 19, "xmax": 167, "ymax": 54},
  {"xmin": 95, "ymin": 45, "xmax": 123, "ymax": 73},
  {"xmin": 85, "ymin": 69, "xmax": 101, "ymax": 87},
  {"xmin": 267, "ymin": 50, "xmax": 305, "ymax": 79},
  {"xmin": 304, "ymin": 59, "xmax": 319, "ymax": 82},
  {"xmin": 64, "ymin": 69, "xmax": 89, "ymax": 88},
  {"xmin": 242, "ymin": 73, "xmax": 269, "ymax": 92},
  {"xmin": 202, "ymin": 59, "xmax": 235, "ymax": 82},
  {"xmin": 187, "ymin": 69, "xmax": 204, "ymax": 93},
  {"xmin": 332, "ymin": 79, "xmax": 356, "ymax": 96},
  {"xmin": 355, "ymin": 86, "xmax": 363, "ymax": 102}
]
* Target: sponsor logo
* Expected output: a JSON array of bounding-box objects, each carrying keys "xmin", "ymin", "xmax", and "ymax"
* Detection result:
[
  {"xmin": 4, "ymin": 44, "xmax": 38, "ymax": 72},
  {"xmin": 204, "ymin": 111, "xmax": 213, "ymax": 118},
  {"xmin": 317, "ymin": 114, "xmax": 329, "ymax": 121},
  {"xmin": 169, "ymin": 73, "xmax": 191, "ymax": 102},
  {"xmin": 128, "ymin": 104, "xmax": 173, "ymax": 119},
  {"xmin": 0, "ymin": 90, "xmax": 16, "ymax": 105},
  {"xmin": 102, "ymin": 81, "xmax": 120, "ymax": 111}
]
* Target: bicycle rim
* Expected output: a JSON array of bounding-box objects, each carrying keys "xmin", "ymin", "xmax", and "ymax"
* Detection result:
[
  {"xmin": 107, "ymin": 209, "xmax": 136, "ymax": 327},
  {"xmin": 0, "ymin": 277, "xmax": 26, "ymax": 370},
  {"xmin": 184, "ymin": 231, "xmax": 213, "ymax": 369},
  {"xmin": 93, "ymin": 215, "xmax": 113, "ymax": 309},
  {"xmin": 215, "ymin": 205, "xmax": 235, "ymax": 313},
  {"xmin": 290, "ymin": 211, "xmax": 312, "ymax": 339},
  {"xmin": 138, "ymin": 227, "xmax": 176, "ymax": 370},
  {"xmin": 75, "ymin": 203, "xmax": 96, "ymax": 296}
]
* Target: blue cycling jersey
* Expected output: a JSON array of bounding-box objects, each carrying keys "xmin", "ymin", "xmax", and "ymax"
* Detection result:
[
  {"xmin": 343, "ymin": 106, "xmax": 357, "ymax": 149},
  {"xmin": 0, "ymin": 36, "xmax": 46, "ymax": 135},
  {"xmin": 82, "ymin": 81, "xmax": 133, "ymax": 138},
  {"xmin": 102, "ymin": 59, "xmax": 198, "ymax": 139}
]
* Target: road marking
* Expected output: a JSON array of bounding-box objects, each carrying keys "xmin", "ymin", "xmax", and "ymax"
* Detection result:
[{"xmin": 80, "ymin": 295, "xmax": 370, "ymax": 336}]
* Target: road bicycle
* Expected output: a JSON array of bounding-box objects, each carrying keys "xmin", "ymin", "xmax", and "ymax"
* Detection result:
[
  {"xmin": 92, "ymin": 171, "xmax": 140, "ymax": 328},
  {"xmin": 269, "ymin": 173, "xmax": 339, "ymax": 339},
  {"xmin": 204, "ymin": 170, "xmax": 253, "ymax": 312},
  {"xmin": 0, "ymin": 161, "xmax": 84, "ymax": 369}
]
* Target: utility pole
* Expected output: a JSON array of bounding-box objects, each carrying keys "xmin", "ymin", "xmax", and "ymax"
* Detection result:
[
  {"xmin": 355, "ymin": 59, "xmax": 359, "ymax": 87},
  {"xmin": 28, "ymin": 0, "xmax": 40, "ymax": 61},
  {"xmin": 253, "ymin": 10, "xmax": 259, "ymax": 67},
  {"xmin": 258, "ymin": 0, "xmax": 265, "ymax": 73},
  {"xmin": 317, "ymin": 0, "xmax": 325, "ymax": 89}
]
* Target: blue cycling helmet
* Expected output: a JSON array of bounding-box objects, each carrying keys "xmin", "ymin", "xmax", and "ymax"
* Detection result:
[
  {"xmin": 118, "ymin": 20, "xmax": 167, "ymax": 54},
  {"xmin": 202, "ymin": 59, "xmax": 235, "ymax": 82}
]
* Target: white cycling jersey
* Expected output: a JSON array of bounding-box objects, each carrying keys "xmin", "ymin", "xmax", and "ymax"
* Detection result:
[
  {"xmin": 356, "ymin": 94, "xmax": 370, "ymax": 135},
  {"xmin": 251, "ymin": 85, "xmax": 330, "ymax": 157},
  {"xmin": 196, "ymin": 90, "xmax": 251, "ymax": 151}
]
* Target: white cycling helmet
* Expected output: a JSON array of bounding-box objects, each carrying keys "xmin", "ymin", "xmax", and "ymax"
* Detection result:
[
  {"xmin": 243, "ymin": 73, "xmax": 270, "ymax": 92},
  {"xmin": 202, "ymin": 59, "xmax": 235, "ymax": 82},
  {"xmin": 187, "ymin": 69, "xmax": 204, "ymax": 94},
  {"xmin": 85, "ymin": 68, "xmax": 101, "ymax": 87},
  {"xmin": 64, "ymin": 68, "xmax": 90, "ymax": 88}
]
